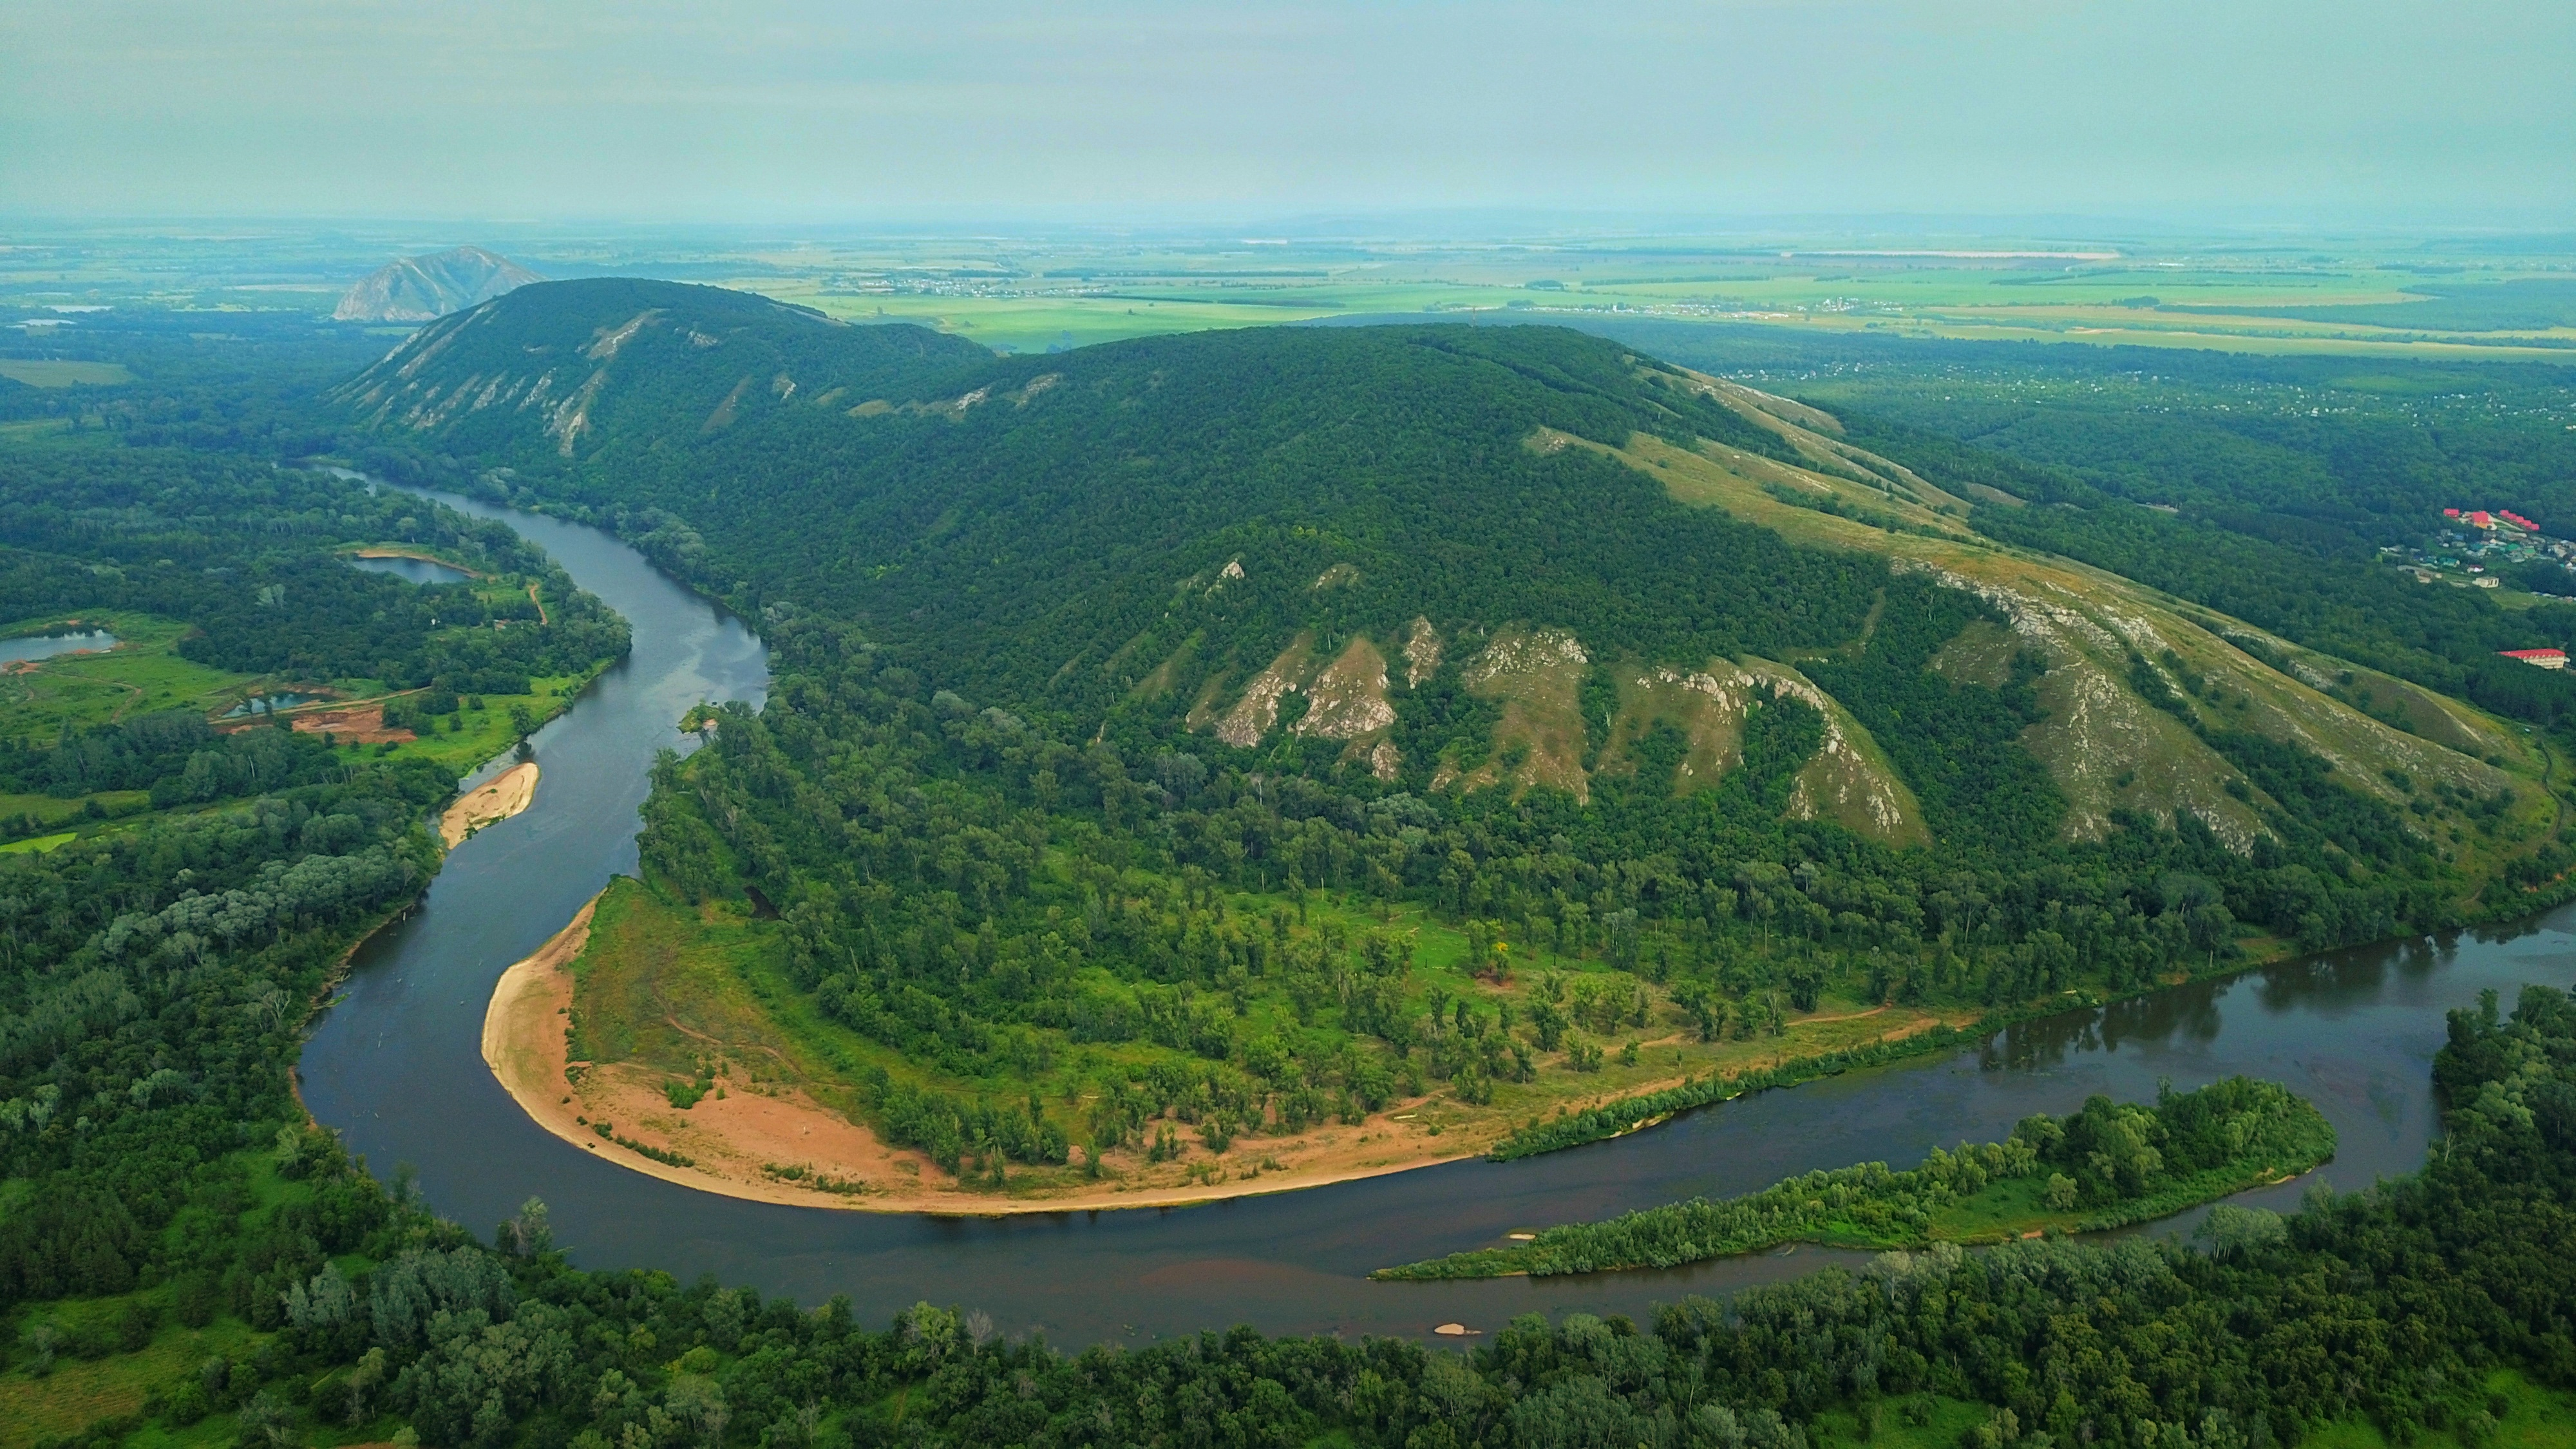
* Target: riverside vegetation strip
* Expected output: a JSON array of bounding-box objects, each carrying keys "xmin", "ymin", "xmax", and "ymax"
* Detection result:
[
  {"xmin": 1376, "ymin": 1076, "xmax": 2334, "ymax": 1279},
  {"xmin": 0, "ymin": 446, "xmax": 630, "ymax": 855}
]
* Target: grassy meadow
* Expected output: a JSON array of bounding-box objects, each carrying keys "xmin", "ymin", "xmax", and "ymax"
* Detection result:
[
  {"xmin": 0, "ymin": 598, "xmax": 604, "ymax": 850},
  {"xmin": 0, "ymin": 360, "xmax": 134, "ymax": 388}
]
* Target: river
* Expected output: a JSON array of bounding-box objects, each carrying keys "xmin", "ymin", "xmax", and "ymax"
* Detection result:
[{"xmin": 300, "ymin": 494, "xmax": 2576, "ymax": 1348}]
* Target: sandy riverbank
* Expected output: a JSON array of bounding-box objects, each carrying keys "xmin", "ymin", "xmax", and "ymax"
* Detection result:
[
  {"xmin": 443, "ymin": 762, "xmax": 539, "ymax": 847},
  {"xmin": 480, "ymin": 895, "xmax": 1499, "ymax": 1214},
  {"xmin": 484, "ymin": 890, "xmax": 1980, "ymax": 1215}
]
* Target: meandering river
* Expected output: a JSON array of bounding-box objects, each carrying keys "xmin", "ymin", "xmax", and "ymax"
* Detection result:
[{"xmin": 300, "ymin": 495, "xmax": 2576, "ymax": 1347}]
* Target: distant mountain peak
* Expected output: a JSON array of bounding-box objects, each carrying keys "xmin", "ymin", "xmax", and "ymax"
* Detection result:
[{"xmin": 334, "ymin": 246, "xmax": 546, "ymax": 323}]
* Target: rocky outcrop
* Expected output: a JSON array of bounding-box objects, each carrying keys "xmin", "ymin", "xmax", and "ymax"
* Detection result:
[{"xmin": 334, "ymin": 247, "xmax": 545, "ymax": 323}]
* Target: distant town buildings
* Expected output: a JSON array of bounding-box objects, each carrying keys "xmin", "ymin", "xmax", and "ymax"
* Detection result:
[{"xmin": 2403, "ymin": 508, "xmax": 2576, "ymax": 592}]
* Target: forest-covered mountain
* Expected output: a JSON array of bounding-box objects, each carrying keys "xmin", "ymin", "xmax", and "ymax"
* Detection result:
[
  {"xmin": 332, "ymin": 247, "xmax": 547, "ymax": 324},
  {"xmin": 341, "ymin": 281, "xmax": 2543, "ymax": 875},
  {"xmin": 328, "ymin": 278, "xmax": 986, "ymax": 460},
  {"xmin": 325, "ymin": 282, "xmax": 2576, "ymax": 1213}
]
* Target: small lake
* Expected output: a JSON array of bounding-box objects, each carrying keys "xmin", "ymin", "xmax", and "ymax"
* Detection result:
[
  {"xmin": 0, "ymin": 629, "xmax": 117, "ymax": 665},
  {"xmin": 348, "ymin": 554, "xmax": 474, "ymax": 586},
  {"xmin": 224, "ymin": 692, "xmax": 322, "ymax": 718}
]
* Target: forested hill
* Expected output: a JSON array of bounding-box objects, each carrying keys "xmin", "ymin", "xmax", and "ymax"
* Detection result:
[
  {"xmin": 327, "ymin": 278, "xmax": 988, "ymax": 463},
  {"xmin": 565, "ymin": 323, "xmax": 1832, "ymax": 704},
  {"xmin": 338, "ymin": 296, "xmax": 2566, "ymax": 928}
]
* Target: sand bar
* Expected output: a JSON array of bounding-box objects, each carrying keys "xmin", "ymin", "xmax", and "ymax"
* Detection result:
[{"xmin": 443, "ymin": 761, "xmax": 538, "ymax": 847}]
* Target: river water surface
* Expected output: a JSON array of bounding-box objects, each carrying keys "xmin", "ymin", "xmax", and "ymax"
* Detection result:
[{"xmin": 301, "ymin": 496, "xmax": 2576, "ymax": 1347}]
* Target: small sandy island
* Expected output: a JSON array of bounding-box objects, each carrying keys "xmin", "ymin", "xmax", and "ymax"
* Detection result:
[
  {"xmin": 484, "ymin": 895, "xmax": 1490, "ymax": 1215},
  {"xmin": 444, "ymin": 761, "xmax": 539, "ymax": 847}
]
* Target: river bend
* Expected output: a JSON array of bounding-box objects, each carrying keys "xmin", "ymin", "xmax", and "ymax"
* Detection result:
[{"xmin": 300, "ymin": 496, "xmax": 2576, "ymax": 1345}]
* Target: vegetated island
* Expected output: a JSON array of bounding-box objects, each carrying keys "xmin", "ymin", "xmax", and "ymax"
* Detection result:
[{"xmin": 1374, "ymin": 1076, "xmax": 2333, "ymax": 1279}]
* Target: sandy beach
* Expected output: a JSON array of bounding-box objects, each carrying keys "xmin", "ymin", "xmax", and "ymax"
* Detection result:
[
  {"xmin": 484, "ymin": 889, "xmax": 1974, "ymax": 1216},
  {"xmin": 480, "ymin": 894, "xmax": 1501, "ymax": 1214},
  {"xmin": 443, "ymin": 761, "xmax": 539, "ymax": 847}
]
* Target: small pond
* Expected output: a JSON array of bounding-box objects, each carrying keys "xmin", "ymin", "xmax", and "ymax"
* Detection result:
[
  {"xmin": 0, "ymin": 630, "xmax": 118, "ymax": 665},
  {"xmin": 224, "ymin": 692, "xmax": 323, "ymax": 719},
  {"xmin": 348, "ymin": 554, "xmax": 474, "ymax": 586}
]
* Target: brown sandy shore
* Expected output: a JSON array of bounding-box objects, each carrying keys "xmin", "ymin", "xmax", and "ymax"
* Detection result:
[
  {"xmin": 480, "ymin": 895, "xmax": 1519, "ymax": 1214},
  {"xmin": 443, "ymin": 761, "xmax": 539, "ymax": 848}
]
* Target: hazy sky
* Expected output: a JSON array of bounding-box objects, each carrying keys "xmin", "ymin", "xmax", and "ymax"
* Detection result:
[{"xmin": 5, "ymin": 0, "xmax": 2570, "ymax": 224}]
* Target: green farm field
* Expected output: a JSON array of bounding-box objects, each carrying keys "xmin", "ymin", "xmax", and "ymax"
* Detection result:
[
  {"xmin": 680, "ymin": 234, "xmax": 2576, "ymax": 361},
  {"xmin": 13, "ymin": 221, "xmax": 2576, "ymax": 363},
  {"xmin": 0, "ymin": 359, "xmax": 134, "ymax": 388}
]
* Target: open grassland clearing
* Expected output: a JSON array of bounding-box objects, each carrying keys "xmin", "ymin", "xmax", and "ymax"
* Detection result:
[
  {"xmin": 0, "ymin": 359, "xmax": 135, "ymax": 387},
  {"xmin": 1587, "ymin": 384, "xmax": 2555, "ymax": 869},
  {"xmin": 0, "ymin": 1304, "xmax": 262, "ymax": 1449},
  {"xmin": 0, "ymin": 612, "xmax": 251, "ymax": 743}
]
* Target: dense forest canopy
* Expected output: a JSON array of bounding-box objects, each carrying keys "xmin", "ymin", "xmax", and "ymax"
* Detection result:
[
  {"xmin": 0, "ymin": 448, "xmax": 629, "ymax": 705},
  {"xmin": 4, "ymin": 285, "xmax": 2574, "ymax": 1448},
  {"xmin": 314, "ymin": 289, "xmax": 2550, "ymax": 1200}
]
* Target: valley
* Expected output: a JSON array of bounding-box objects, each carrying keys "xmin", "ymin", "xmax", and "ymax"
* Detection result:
[
  {"xmin": 299, "ymin": 278, "xmax": 2576, "ymax": 1218},
  {"xmin": 15, "ymin": 5, "xmax": 2576, "ymax": 1442},
  {"xmin": 10, "ymin": 260, "xmax": 2576, "ymax": 1446}
]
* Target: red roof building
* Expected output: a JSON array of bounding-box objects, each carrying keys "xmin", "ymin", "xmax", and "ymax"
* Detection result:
[{"xmin": 2500, "ymin": 649, "xmax": 2567, "ymax": 670}]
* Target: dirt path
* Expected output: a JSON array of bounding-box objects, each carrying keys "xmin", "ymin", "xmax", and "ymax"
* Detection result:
[{"xmin": 442, "ymin": 761, "xmax": 538, "ymax": 847}]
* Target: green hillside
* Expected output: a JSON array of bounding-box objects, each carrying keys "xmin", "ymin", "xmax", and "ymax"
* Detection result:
[
  {"xmin": 333, "ymin": 287, "xmax": 2573, "ymax": 1198},
  {"xmin": 327, "ymin": 278, "xmax": 988, "ymax": 463}
]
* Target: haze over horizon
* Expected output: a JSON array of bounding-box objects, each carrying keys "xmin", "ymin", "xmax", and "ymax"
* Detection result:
[{"xmin": 5, "ymin": 0, "xmax": 2571, "ymax": 227}]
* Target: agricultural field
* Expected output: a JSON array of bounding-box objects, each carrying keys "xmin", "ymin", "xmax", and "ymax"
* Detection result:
[
  {"xmin": 0, "ymin": 359, "xmax": 133, "ymax": 387},
  {"xmin": 12, "ymin": 220, "xmax": 2576, "ymax": 364},
  {"xmin": 702, "ymin": 234, "xmax": 2576, "ymax": 361}
]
